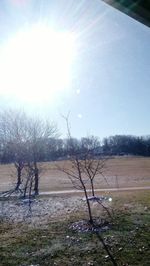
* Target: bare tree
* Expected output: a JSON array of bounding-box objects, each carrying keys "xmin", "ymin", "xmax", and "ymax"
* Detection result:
[
  {"xmin": 57, "ymin": 114, "xmax": 117, "ymax": 266},
  {"xmin": 57, "ymin": 115, "xmax": 117, "ymax": 266},
  {"xmin": 26, "ymin": 117, "xmax": 58, "ymax": 195},
  {"xmin": 80, "ymin": 136, "xmax": 107, "ymax": 197},
  {"xmin": 57, "ymin": 114, "xmax": 108, "ymax": 224},
  {"xmin": 0, "ymin": 109, "xmax": 29, "ymax": 194},
  {"xmin": 22, "ymin": 163, "xmax": 35, "ymax": 199},
  {"xmin": 0, "ymin": 109, "xmax": 58, "ymax": 197}
]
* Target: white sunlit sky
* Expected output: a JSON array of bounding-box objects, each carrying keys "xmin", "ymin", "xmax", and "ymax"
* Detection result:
[{"xmin": 0, "ymin": 0, "xmax": 150, "ymax": 139}]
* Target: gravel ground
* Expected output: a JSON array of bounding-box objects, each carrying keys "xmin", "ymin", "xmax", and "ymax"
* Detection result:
[{"xmin": 0, "ymin": 196, "xmax": 87, "ymax": 227}]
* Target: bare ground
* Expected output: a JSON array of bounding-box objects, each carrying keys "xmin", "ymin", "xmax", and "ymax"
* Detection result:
[
  {"xmin": 0, "ymin": 190, "xmax": 149, "ymax": 227},
  {"xmin": 0, "ymin": 196, "xmax": 86, "ymax": 226}
]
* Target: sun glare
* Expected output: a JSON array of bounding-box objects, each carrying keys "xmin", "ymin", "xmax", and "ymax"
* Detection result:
[{"xmin": 0, "ymin": 24, "xmax": 76, "ymax": 103}]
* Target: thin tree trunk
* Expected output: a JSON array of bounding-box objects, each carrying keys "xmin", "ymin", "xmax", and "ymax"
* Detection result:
[
  {"xmin": 15, "ymin": 164, "xmax": 22, "ymax": 190},
  {"xmin": 34, "ymin": 162, "xmax": 39, "ymax": 195},
  {"xmin": 82, "ymin": 180, "xmax": 93, "ymax": 224},
  {"xmin": 23, "ymin": 177, "xmax": 29, "ymax": 198},
  {"xmin": 91, "ymin": 179, "xmax": 95, "ymax": 197},
  {"xmin": 28, "ymin": 175, "xmax": 33, "ymax": 213},
  {"xmin": 76, "ymin": 158, "xmax": 93, "ymax": 224}
]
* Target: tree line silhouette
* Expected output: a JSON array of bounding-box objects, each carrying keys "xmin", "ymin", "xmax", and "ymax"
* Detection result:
[{"xmin": 1, "ymin": 115, "xmax": 150, "ymax": 165}]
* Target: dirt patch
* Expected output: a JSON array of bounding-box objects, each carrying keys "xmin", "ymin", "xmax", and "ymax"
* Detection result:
[
  {"xmin": 69, "ymin": 218, "xmax": 110, "ymax": 233},
  {"xmin": 0, "ymin": 196, "xmax": 86, "ymax": 226}
]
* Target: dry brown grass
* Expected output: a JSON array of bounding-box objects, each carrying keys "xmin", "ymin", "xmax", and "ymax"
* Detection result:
[{"xmin": 0, "ymin": 157, "xmax": 150, "ymax": 192}]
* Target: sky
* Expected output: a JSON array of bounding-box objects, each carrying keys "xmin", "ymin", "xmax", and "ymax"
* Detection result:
[{"xmin": 0, "ymin": 0, "xmax": 150, "ymax": 139}]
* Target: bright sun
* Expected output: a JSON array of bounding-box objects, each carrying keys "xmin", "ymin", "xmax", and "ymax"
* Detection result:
[{"xmin": 0, "ymin": 24, "xmax": 75, "ymax": 103}]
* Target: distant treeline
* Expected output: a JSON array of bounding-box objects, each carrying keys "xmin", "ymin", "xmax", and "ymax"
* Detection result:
[
  {"xmin": 102, "ymin": 135, "xmax": 150, "ymax": 156},
  {"xmin": 1, "ymin": 134, "xmax": 150, "ymax": 164},
  {"xmin": 0, "ymin": 108, "xmax": 150, "ymax": 164}
]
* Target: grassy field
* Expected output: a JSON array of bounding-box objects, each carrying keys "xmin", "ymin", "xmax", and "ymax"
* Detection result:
[
  {"xmin": 0, "ymin": 190, "xmax": 150, "ymax": 266},
  {"xmin": 0, "ymin": 157, "xmax": 150, "ymax": 192}
]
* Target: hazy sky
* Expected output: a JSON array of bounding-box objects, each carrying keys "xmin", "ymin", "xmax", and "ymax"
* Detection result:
[{"xmin": 0, "ymin": 0, "xmax": 150, "ymax": 139}]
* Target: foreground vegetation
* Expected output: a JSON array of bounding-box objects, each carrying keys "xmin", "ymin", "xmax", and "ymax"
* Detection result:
[{"xmin": 0, "ymin": 191, "xmax": 150, "ymax": 266}]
